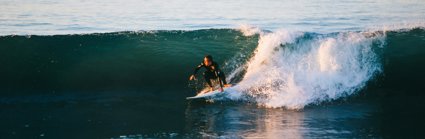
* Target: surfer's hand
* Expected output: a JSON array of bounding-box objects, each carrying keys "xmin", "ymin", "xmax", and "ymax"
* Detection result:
[
  {"xmin": 189, "ymin": 75, "xmax": 196, "ymax": 80},
  {"xmin": 219, "ymin": 87, "xmax": 224, "ymax": 92}
]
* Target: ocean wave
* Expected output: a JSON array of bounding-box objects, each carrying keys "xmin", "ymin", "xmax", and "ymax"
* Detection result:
[{"xmin": 1, "ymin": 27, "xmax": 425, "ymax": 109}]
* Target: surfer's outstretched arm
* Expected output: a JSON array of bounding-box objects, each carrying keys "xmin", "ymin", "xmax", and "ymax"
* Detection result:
[
  {"xmin": 189, "ymin": 62, "xmax": 204, "ymax": 80},
  {"xmin": 193, "ymin": 62, "xmax": 204, "ymax": 75}
]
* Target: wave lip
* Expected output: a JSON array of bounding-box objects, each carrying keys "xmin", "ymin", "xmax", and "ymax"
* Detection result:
[{"xmin": 229, "ymin": 28, "xmax": 385, "ymax": 109}]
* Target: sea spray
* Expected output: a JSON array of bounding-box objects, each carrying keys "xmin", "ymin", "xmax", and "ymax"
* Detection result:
[{"xmin": 229, "ymin": 29, "xmax": 385, "ymax": 109}]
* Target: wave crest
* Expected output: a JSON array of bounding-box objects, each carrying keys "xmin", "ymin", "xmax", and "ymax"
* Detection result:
[{"xmin": 229, "ymin": 29, "xmax": 385, "ymax": 109}]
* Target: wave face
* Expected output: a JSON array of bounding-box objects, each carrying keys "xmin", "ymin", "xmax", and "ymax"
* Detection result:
[
  {"xmin": 1, "ymin": 28, "xmax": 425, "ymax": 109},
  {"xmin": 0, "ymin": 29, "xmax": 259, "ymax": 95}
]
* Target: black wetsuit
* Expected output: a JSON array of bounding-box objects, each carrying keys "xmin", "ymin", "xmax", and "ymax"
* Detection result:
[{"xmin": 193, "ymin": 61, "xmax": 227, "ymax": 88}]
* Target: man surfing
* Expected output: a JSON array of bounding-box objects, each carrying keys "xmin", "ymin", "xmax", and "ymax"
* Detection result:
[{"xmin": 189, "ymin": 55, "xmax": 231, "ymax": 92}]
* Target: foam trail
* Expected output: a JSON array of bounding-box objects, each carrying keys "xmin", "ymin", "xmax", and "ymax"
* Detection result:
[{"xmin": 228, "ymin": 29, "xmax": 385, "ymax": 109}]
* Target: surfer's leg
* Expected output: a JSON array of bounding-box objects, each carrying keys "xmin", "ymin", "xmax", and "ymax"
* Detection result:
[{"xmin": 203, "ymin": 71, "xmax": 214, "ymax": 87}]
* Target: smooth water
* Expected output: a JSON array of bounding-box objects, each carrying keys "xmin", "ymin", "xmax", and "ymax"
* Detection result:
[
  {"xmin": 1, "ymin": 0, "xmax": 425, "ymax": 138},
  {"xmin": 1, "ymin": 0, "xmax": 425, "ymax": 35}
]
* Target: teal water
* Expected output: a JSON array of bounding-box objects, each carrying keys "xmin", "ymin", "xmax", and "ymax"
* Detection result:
[{"xmin": 0, "ymin": 30, "xmax": 256, "ymax": 94}]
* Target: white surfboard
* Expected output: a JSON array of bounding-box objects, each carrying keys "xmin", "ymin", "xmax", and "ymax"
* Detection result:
[{"xmin": 186, "ymin": 86, "xmax": 232, "ymax": 100}]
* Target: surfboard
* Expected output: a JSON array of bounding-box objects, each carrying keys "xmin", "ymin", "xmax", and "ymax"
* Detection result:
[{"xmin": 186, "ymin": 85, "xmax": 232, "ymax": 100}]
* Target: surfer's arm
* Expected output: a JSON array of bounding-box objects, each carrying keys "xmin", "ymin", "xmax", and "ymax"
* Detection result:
[
  {"xmin": 190, "ymin": 63, "xmax": 204, "ymax": 80},
  {"xmin": 215, "ymin": 70, "xmax": 224, "ymax": 92},
  {"xmin": 216, "ymin": 71, "xmax": 224, "ymax": 88},
  {"xmin": 214, "ymin": 63, "xmax": 228, "ymax": 90},
  {"xmin": 213, "ymin": 63, "xmax": 224, "ymax": 89},
  {"xmin": 193, "ymin": 62, "xmax": 204, "ymax": 75}
]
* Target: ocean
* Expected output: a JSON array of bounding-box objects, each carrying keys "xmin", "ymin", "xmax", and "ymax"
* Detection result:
[{"xmin": 1, "ymin": 0, "xmax": 425, "ymax": 138}]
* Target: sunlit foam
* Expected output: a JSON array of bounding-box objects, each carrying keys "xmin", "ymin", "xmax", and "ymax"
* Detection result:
[
  {"xmin": 226, "ymin": 28, "xmax": 385, "ymax": 109},
  {"xmin": 237, "ymin": 24, "xmax": 262, "ymax": 36}
]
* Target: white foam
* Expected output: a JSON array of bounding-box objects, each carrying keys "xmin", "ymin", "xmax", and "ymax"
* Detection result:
[
  {"xmin": 237, "ymin": 24, "xmax": 262, "ymax": 36},
  {"xmin": 366, "ymin": 21, "xmax": 425, "ymax": 33},
  {"xmin": 229, "ymin": 29, "xmax": 385, "ymax": 109}
]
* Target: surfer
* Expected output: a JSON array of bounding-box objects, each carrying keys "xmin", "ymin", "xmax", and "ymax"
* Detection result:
[{"xmin": 189, "ymin": 55, "xmax": 230, "ymax": 92}]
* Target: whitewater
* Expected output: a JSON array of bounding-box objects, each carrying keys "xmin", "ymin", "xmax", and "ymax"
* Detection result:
[{"xmin": 216, "ymin": 25, "xmax": 386, "ymax": 109}]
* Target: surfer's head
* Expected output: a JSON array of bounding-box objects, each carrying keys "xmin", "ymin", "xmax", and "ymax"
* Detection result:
[{"xmin": 204, "ymin": 55, "xmax": 213, "ymax": 66}]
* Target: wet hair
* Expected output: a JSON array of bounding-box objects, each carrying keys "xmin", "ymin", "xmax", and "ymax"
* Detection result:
[{"xmin": 204, "ymin": 55, "xmax": 213, "ymax": 61}]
